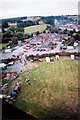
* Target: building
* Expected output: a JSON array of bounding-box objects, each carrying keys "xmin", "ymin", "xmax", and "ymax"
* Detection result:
[
  {"xmin": 27, "ymin": 16, "xmax": 40, "ymax": 21},
  {"xmin": 8, "ymin": 22, "xmax": 17, "ymax": 27}
]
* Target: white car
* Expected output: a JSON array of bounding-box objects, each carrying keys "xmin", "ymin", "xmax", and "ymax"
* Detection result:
[
  {"xmin": 8, "ymin": 61, "xmax": 14, "ymax": 66},
  {"xmin": 0, "ymin": 63, "xmax": 6, "ymax": 68},
  {"xmin": 67, "ymin": 46, "xmax": 74, "ymax": 50},
  {"xmin": 0, "ymin": 94, "xmax": 7, "ymax": 99}
]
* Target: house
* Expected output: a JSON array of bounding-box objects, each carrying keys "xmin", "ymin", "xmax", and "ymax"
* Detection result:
[
  {"xmin": 8, "ymin": 22, "xmax": 17, "ymax": 27},
  {"xmin": 38, "ymin": 21, "xmax": 44, "ymax": 25}
]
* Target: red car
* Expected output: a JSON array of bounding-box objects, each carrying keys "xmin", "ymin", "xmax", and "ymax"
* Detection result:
[
  {"xmin": 32, "ymin": 57, "xmax": 39, "ymax": 61},
  {"xmin": 13, "ymin": 85, "xmax": 20, "ymax": 93}
]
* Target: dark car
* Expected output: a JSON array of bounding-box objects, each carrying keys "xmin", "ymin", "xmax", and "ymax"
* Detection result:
[
  {"xmin": 2, "ymin": 66, "xmax": 7, "ymax": 70},
  {"xmin": 9, "ymin": 91, "xmax": 17, "ymax": 102},
  {"xmin": 9, "ymin": 84, "xmax": 20, "ymax": 102},
  {"xmin": 60, "ymin": 45, "xmax": 67, "ymax": 50}
]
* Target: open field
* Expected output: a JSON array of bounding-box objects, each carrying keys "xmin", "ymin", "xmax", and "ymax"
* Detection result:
[
  {"xmin": 24, "ymin": 24, "xmax": 47, "ymax": 34},
  {"xmin": 9, "ymin": 58, "xmax": 79, "ymax": 119}
]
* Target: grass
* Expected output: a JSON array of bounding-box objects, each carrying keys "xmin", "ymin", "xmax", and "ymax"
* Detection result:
[
  {"xmin": 0, "ymin": 43, "xmax": 8, "ymax": 52},
  {"xmin": 24, "ymin": 24, "xmax": 47, "ymax": 34},
  {"xmin": 8, "ymin": 58, "xmax": 79, "ymax": 119},
  {"xmin": 0, "ymin": 44, "xmax": 2, "ymax": 50}
]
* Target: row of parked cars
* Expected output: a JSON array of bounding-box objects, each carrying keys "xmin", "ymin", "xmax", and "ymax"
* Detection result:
[
  {"xmin": 8, "ymin": 83, "xmax": 21, "ymax": 102},
  {"xmin": 2, "ymin": 72, "xmax": 18, "ymax": 80},
  {"xmin": 30, "ymin": 57, "xmax": 43, "ymax": 62},
  {"xmin": 0, "ymin": 83, "xmax": 21, "ymax": 103},
  {"xmin": 0, "ymin": 61, "xmax": 14, "ymax": 70}
]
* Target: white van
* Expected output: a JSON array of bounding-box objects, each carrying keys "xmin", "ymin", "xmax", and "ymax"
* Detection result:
[{"xmin": 5, "ymin": 49, "xmax": 12, "ymax": 53}]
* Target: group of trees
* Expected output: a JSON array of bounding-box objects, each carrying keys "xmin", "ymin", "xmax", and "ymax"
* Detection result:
[
  {"xmin": 2, "ymin": 26, "xmax": 30, "ymax": 45},
  {"xmin": 2, "ymin": 16, "xmax": 27, "ymax": 23},
  {"xmin": 17, "ymin": 20, "xmax": 39, "ymax": 28},
  {"xmin": 2, "ymin": 16, "xmax": 39, "ymax": 29},
  {"xmin": 41, "ymin": 16, "xmax": 54, "ymax": 26},
  {"xmin": 69, "ymin": 30, "xmax": 80, "ymax": 41},
  {"xmin": 41, "ymin": 15, "xmax": 75, "ymax": 25}
]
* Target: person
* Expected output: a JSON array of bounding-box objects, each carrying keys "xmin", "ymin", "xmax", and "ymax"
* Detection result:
[
  {"xmin": 71, "ymin": 54, "xmax": 75, "ymax": 60},
  {"xmin": 16, "ymin": 82, "xmax": 19, "ymax": 86},
  {"xmin": 50, "ymin": 57, "xmax": 54, "ymax": 61},
  {"xmin": 56, "ymin": 55, "xmax": 60, "ymax": 60},
  {"xmin": 75, "ymin": 56, "xmax": 79, "ymax": 60}
]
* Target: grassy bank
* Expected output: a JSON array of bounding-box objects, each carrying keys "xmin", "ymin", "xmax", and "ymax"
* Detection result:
[
  {"xmin": 24, "ymin": 24, "xmax": 47, "ymax": 34},
  {"xmin": 10, "ymin": 58, "xmax": 78, "ymax": 119}
]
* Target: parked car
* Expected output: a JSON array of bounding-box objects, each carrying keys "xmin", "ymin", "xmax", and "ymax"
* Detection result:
[
  {"xmin": 7, "ymin": 61, "xmax": 14, "ymax": 66},
  {"xmin": 60, "ymin": 45, "xmax": 67, "ymax": 50},
  {"xmin": 0, "ymin": 94, "xmax": 7, "ymax": 99},
  {"xmin": 13, "ymin": 85, "xmax": 20, "ymax": 93},
  {"xmin": 1, "ymin": 66, "xmax": 7, "ymax": 70},
  {"xmin": 9, "ymin": 84, "xmax": 20, "ymax": 102},
  {"xmin": 9, "ymin": 91, "xmax": 17, "ymax": 102},
  {"xmin": 32, "ymin": 57, "xmax": 39, "ymax": 61},
  {"xmin": 5, "ymin": 49, "xmax": 12, "ymax": 53}
]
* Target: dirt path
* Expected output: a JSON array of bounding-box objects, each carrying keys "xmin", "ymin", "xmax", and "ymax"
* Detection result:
[{"xmin": 24, "ymin": 61, "xmax": 38, "ymax": 71}]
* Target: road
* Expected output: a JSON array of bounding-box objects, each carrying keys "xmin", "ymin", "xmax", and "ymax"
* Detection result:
[
  {"xmin": 6, "ymin": 62, "xmax": 25, "ymax": 74},
  {"xmin": 0, "ymin": 41, "xmax": 78, "ymax": 73},
  {"xmin": 0, "ymin": 41, "xmax": 78, "ymax": 59}
]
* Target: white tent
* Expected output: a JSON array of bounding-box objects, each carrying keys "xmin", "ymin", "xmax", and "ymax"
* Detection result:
[
  {"xmin": 71, "ymin": 54, "xmax": 75, "ymax": 60},
  {"xmin": 46, "ymin": 57, "xmax": 50, "ymax": 63},
  {"xmin": 56, "ymin": 55, "xmax": 60, "ymax": 60}
]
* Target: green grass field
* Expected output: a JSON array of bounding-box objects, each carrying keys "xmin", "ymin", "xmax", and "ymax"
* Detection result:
[
  {"xmin": 9, "ymin": 58, "xmax": 78, "ymax": 119},
  {"xmin": 24, "ymin": 24, "xmax": 47, "ymax": 34}
]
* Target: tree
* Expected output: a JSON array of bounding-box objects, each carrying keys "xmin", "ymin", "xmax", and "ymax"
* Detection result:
[
  {"xmin": 16, "ymin": 32, "xmax": 24, "ymax": 39},
  {"xmin": 43, "ymin": 30, "xmax": 46, "ymax": 33},
  {"xmin": 2, "ymin": 22, "xmax": 9, "ymax": 28},
  {"xmin": 66, "ymin": 37, "xmax": 75, "ymax": 46},
  {"xmin": 2, "ymin": 26, "xmax": 25, "ymax": 43},
  {"xmin": 36, "ymin": 31, "xmax": 39, "ymax": 35},
  {"xmin": 11, "ymin": 37, "xmax": 18, "ymax": 45},
  {"xmin": 2, "ymin": 37, "xmax": 10, "ymax": 43},
  {"xmin": 9, "ymin": 26, "xmax": 16, "ymax": 32},
  {"xmin": 9, "ymin": 26, "xmax": 24, "ymax": 33},
  {"xmin": 16, "ymin": 27, "xmax": 24, "ymax": 32},
  {"xmin": 46, "ymin": 19, "xmax": 54, "ymax": 26},
  {"xmin": 17, "ymin": 20, "xmax": 34, "ymax": 28},
  {"xmin": 3, "ymin": 30, "xmax": 13, "ymax": 39}
]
